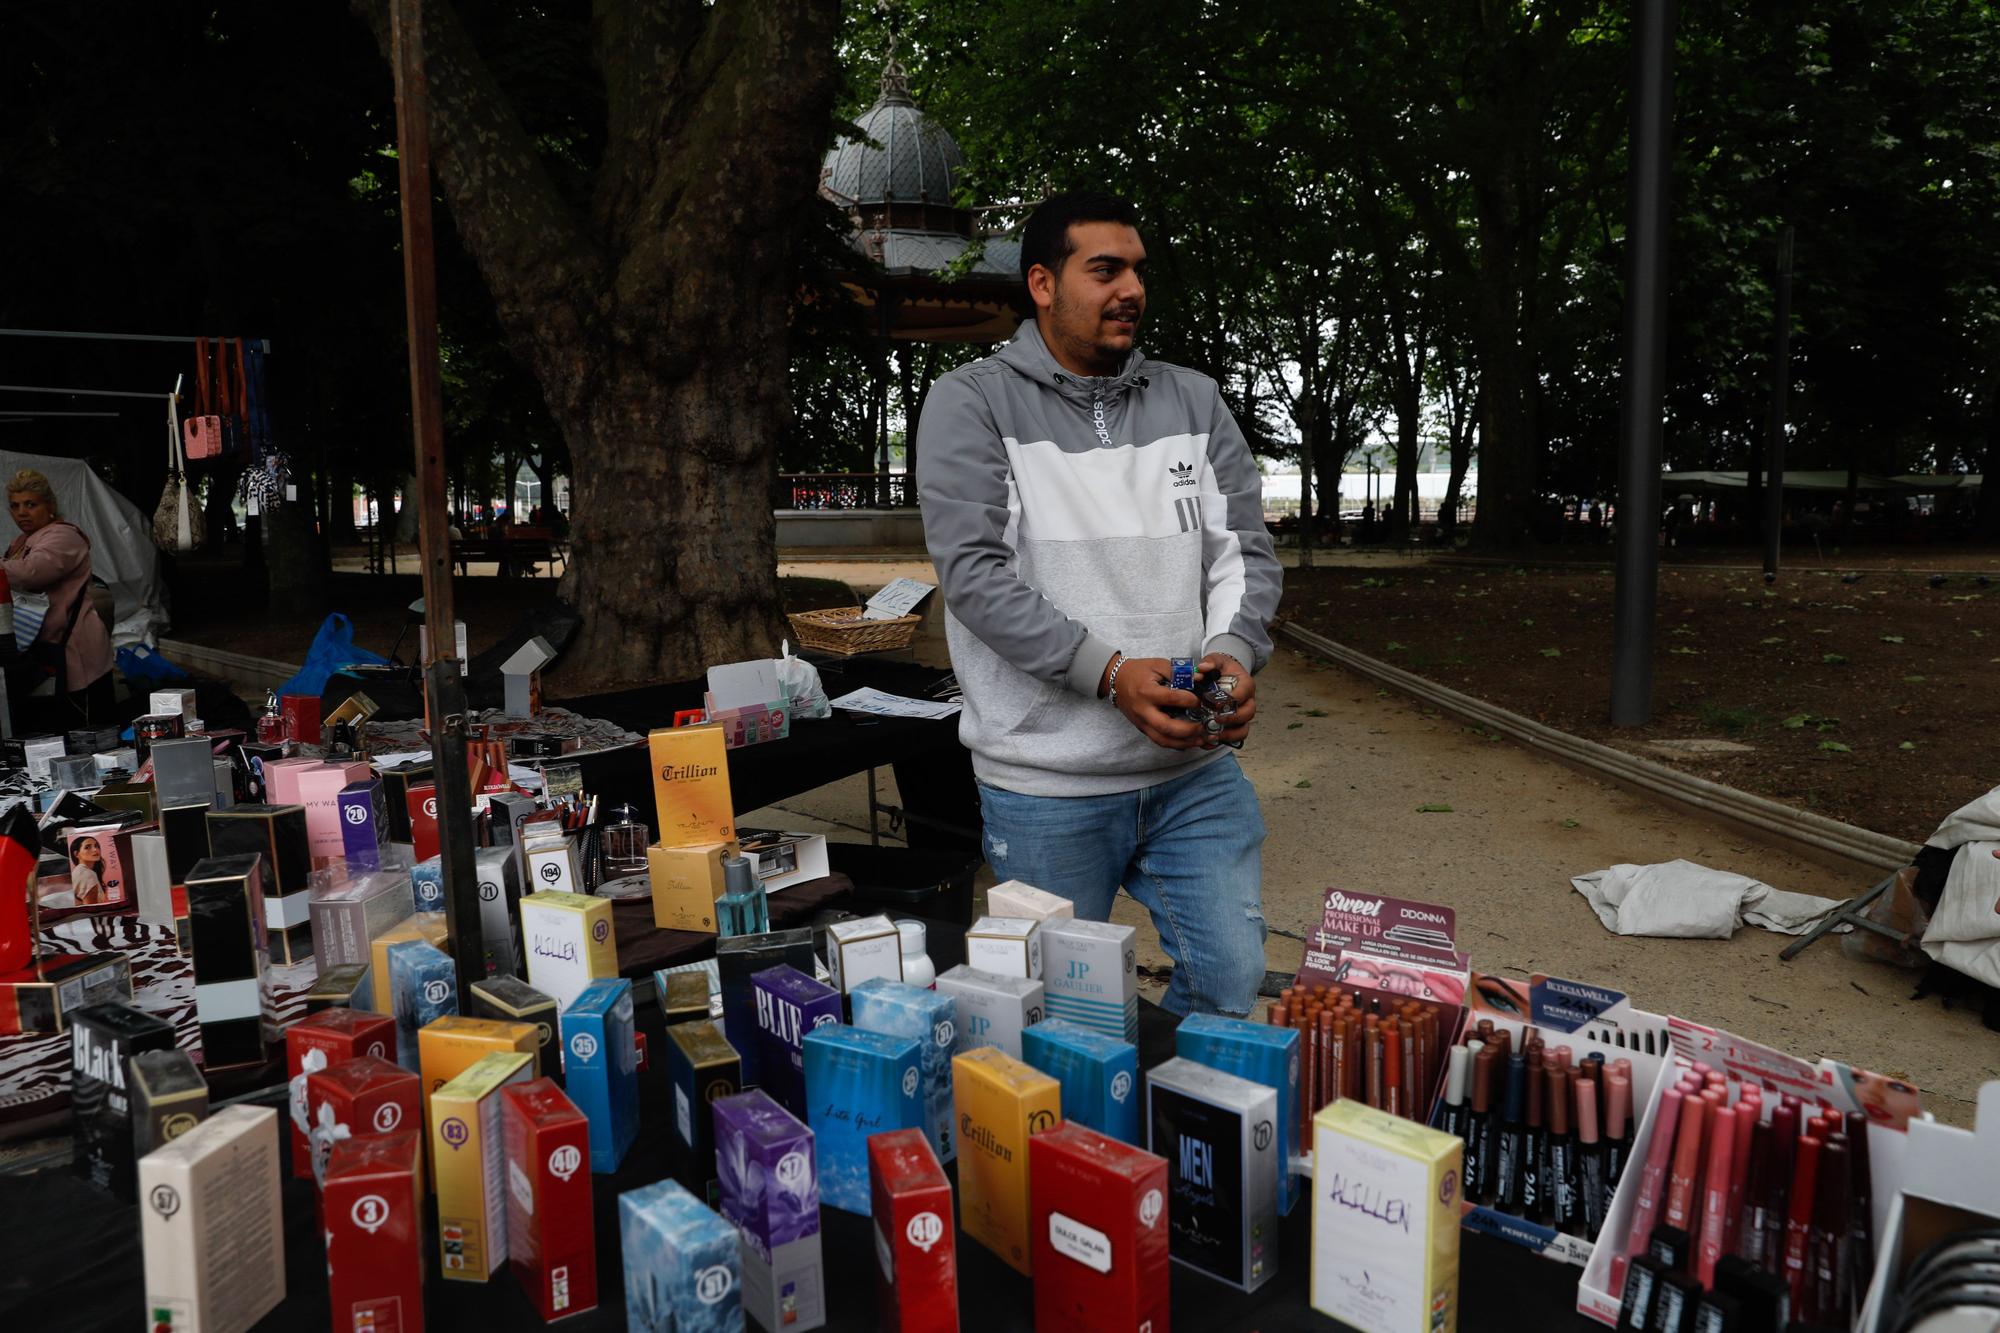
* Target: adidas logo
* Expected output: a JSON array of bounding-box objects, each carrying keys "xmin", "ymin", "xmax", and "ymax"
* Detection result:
[{"xmin": 1169, "ymin": 461, "xmax": 1196, "ymax": 488}]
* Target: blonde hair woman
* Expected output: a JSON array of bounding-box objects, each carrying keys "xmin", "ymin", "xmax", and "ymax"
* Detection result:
[{"xmin": 3, "ymin": 469, "xmax": 114, "ymax": 723}]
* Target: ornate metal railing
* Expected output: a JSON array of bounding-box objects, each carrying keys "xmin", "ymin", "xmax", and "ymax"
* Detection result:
[{"xmin": 776, "ymin": 472, "xmax": 914, "ymax": 510}]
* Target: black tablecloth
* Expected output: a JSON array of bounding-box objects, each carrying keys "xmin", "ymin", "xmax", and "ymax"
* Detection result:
[{"xmin": 0, "ymin": 1000, "xmax": 1599, "ymax": 1332}]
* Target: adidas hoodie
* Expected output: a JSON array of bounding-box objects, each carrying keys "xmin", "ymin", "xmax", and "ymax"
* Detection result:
[{"xmin": 917, "ymin": 320, "xmax": 1283, "ymax": 797}]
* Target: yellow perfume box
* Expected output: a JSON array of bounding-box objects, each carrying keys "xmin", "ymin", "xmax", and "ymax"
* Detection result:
[
  {"xmin": 519, "ymin": 889, "xmax": 619, "ymax": 1008},
  {"xmin": 431, "ymin": 1050, "xmax": 534, "ymax": 1282},
  {"xmin": 418, "ymin": 1015, "xmax": 539, "ymax": 1186},
  {"xmin": 647, "ymin": 840, "xmax": 739, "ymax": 932},
  {"xmin": 648, "ymin": 725, "xmax": 735, "ymax": 848},
  {"xmin": 953, "ymin": 1044, "xmax": 1062, "ymax": 1276},
  {"xmin": 1310, "ymin": 1098, "xmax": 1461, "ymax": 1333}
]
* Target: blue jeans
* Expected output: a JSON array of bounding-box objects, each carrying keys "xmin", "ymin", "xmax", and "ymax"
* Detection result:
[{"xmin": 976, "ymin": 755, "xmax": 1268, "ymax": 1017}]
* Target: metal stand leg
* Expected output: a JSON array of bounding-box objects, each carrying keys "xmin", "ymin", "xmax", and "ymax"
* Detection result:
[
  {"xmin": 1779, "ymin": 871, "xmax": 1905, "ymax": 962},
  {"xmin": 867, "ymin": 767, "xmax": 881, "ymax": 849}
]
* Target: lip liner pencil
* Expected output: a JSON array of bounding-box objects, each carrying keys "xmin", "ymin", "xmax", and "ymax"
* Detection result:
[
  {"xmin": 1612, "ymin": 1083, "xmax": 1686, "ymax": 1295},
  {"xmin": 1782, "ymin": 1133, "xmax": 1822, "ymax": 1311}
]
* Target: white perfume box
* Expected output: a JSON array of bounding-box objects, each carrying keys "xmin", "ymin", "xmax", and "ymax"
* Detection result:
[
  {"xmin": 965, "ymin": 916, "xmax": 1042, "ymax": 980},
  {"xmin": 138, "ymin": 1105, "xmax": 286, "ymax": 1333},
  {"xmin": 986, "ymin": 880, "xmax": 1075, "ymax": 924}
]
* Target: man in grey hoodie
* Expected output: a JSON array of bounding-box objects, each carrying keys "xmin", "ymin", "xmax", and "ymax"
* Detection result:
[{"xmin": 917, "ymin": 191, "xmax": 1283, "ymax": 1016}]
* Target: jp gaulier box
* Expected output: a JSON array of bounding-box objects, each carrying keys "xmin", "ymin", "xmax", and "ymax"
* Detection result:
[
  {"xmin": 648, "ymin": 839, "xmax": 738, "ymax": 932},
  {"xmin": 371, "ymin": 912, "xmax": 450, "ymax": 1012},
  {"xmin": 160, "ymin": 801, "xmax": 210, "ymax": 884},
  {"xmin": 953, "ymin": 1044, "xmax": 1062, "ymax": 1275},
  {"xmin": 131, "ymin": 1049, "xmax": 210, "ymax": 1158},
  {"xmin": 935, "ymin": 965, "xmax": 1045, "ymax": 1061},
  {"xmin": 1310, "ymin": 1099, "xmax": 1461, "ymax": 1333},
  {"xmin": 138, "ymin": 1104, "xmax": 284, "ymax": 1333},
  {"xmin": 825, "ymin": 914, "xmax": 903, "ymax": 994},
  {"xmin": 561, "ymin": 977, "xmax": 641, "ymax": 1173},
  {"xmin": 869, "ymin": 1129, "xmax": 959, "ymax": 1333},
  {"xmin": 1041, "ymin": 918, "xmax": 1138, "ymax": 1043},
  {"xmin": 752, "ymin": 964, "xmax": 844, "ymax": 1122},
  {"xmin": 0, "ymin": 951, "xmax": 132, "ymax": 1035},
  {"xmin": 71, "ymin": 1000, "xmax": 177, "ymax": 1198},
  {"xmin": 966, "ymin": 915, "xmax": 1042, "ymax": 980},
  {"xmin": 1023, "ymin": 1017, "xmax": 1141, "ymax": 1145},
  {"xmin": 323, "ymin": 1130, "xmax": 425, "ymax": 1333},
  {"xmin": 302, "ymin": 961, "xmax": 368, "ymax": 1013},
  {"xmin": 1177, "ymin": 1011, "xmax": 1304, "ymax": 1217},
  {"xmin": 714, "ymin": 1089, "xmax": 826, "ymax": 1332},
  {"xmin": 285, "ymin": 1007, "xmax": 397, "ymax": 1176},
  {"xmin": 620, "ymin": 1178, "xmax": 743, "ymax": 1333},
  {"xmin": 802, "ymin": 1024, "xmax": 922, "ymax": 1217},
  {"xmin": 987, "ymin": 879, "xmax": 1075, "ymax": 924},
  {"xmin": 303, "ymin": 1055, "xmax": 422, "ymax": 1182},
  {"xmin": 665, "ymin": 1020, "xmax": 742, "ymax": 1206},
  {"xmin": 432, "ymin": 1051, "xmax": 535, "ymax": 1282},
  {"xmin": 716, "ymin": 928, "xmax": 815, "ymax": 1087},
  {"xmin": 148, "ymin": 737, "xmax": 216, "ymax": 809},
  {"xmin": 852, "ymin": 977, "xmax": 959, "ymax": 1163},
  {"xmin": 502, "ymin": 1078, "xmax": 599, "ymax": 1321},
  {"xmin": 307, "ymin": 868, "xmax": 414, "ymax": 969},
  {"xmin": 1146, "ymin": 1056, "xmax": 1279, "ymax": 1293},
  {"xmin": 379, "ymin": 762, "xmax": 431, "ymax": 843},
  {"xmin": 388, "ymin": 939, "xmax": 458, "ymax": 1076},
  {"xmin": 204, "ymin": 803, "xmax": 311, "ymax": 897},
  {"xmin": 468, "ymin": 976, "xmax": 561, "ymax": 1087},
  {"xmin": 337, "ymin": 777, "xmax": 391, "ymax": 870},
  {"xmin": 520, "ymin": 888, "xmax": 617, "ymax": 1009},
  {"xmin": 184, "ymin": 854, "xmax": 275, "ymax": 1069},
  {"xmin": 648, "ymin": 724, "xmax": 735, "ymax": 847},
  {"xmin": 473, "ymin": 845, "xmax": 523, "ymax": 978},
  {"xmin": 1030, "ymin": 1121, "xmax": 1172, "ymax": 1333}
]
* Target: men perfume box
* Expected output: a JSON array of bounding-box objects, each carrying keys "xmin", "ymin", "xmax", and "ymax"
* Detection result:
[
  {"xmin": 868, "ymin": 1129, "xmax": 959, "ymax": 1333},
  {"xmin": 431, "ymin": 1050, "xmax": 534, "ymax": 1281},
  {"xmin": 410, "ymin": 855, "xmax": 445, "ymax": 915},
  {"xmin": 1310, "ymin": 1099, "xmax": 1462, "ymax": 1333},
  {"xmin": 285, "ymin": 1007, "xmax": 396, "ymax": 1176},
  {"xmin": 620, "ymin": 1177, "xmax": 743, "ymax": 1333},
  {"xmin": 851, "ymin": 977, "xmax": 959, "ymax": 1163},
  {"xmin": 801, "ymin": 1023, "xmax": 922, "ymax": 1216},
  {"xmin": 471, "ymin": 845, "xmax": 523, "ymax": 978},
  {"xmin": 561, "ymin": 977, "xmax": 640, "ymax": 1173},
  {"xmin": 716, "ymin": 928, "xmax": 815, "ymax": 1087},
  {"xmin": 1022, "ymin": 1017, "xmax": 1141, "ymax": 1145},
  {"xmin": 648, "ymin": 840, "xmax": 738, "ymax": 932},
  {"xmin": 1176, "ymin": 1011, "xmax": 1303, "ymax": 1217},
  {"xmin": 665, "ymin": 1021, "xmax": 742, "ymax": 1206},
  {"xmin": 953, "ymin": 1045, "xmax": 1062, "ymax": 1275},
  {"xmin": 138, "ymin": 1105, "xmax": 284, "ymax": 1333},
  {"xmin": 337, "ymin": 777, "xmax": 391, "ymax": 870},
  {"xmin": 825, "ymin": 914, "xmax": 903, "ymax": 994},
  {"xmin": 388, "ymin": 939, "xmax": 458, "ymax": 1075},
  {"xmin": 714, "ymin": 1089, "xmax": 826, "ymax": 1332},
  {"xmin": 184, "ymin": 853, "xmax": 275, "ymax": 1069},
  {"xmin": 371, "ymin": 913, "xmax": 448, "ymax": 1012},
  {"xmin": 130, "ymin": 1048, "xmax": 209, "ymax": 1158},
  {"xmin": 1030, "ymin": 1121, "xmax": 1172, "ymax": 1333},
  {"xmin": 323, "ymin": 1129, "xmax": 424, "ymax": 1333},
  {"xmin": 502, "ymin": 1078, "xmax": 599, "ymax": 1322},
  {"xmin": 648, "ymin": 724, "xmax": 735, "ymax": 848},
  {"xmin": 935, "ymin": 965, "xmax": 1045, "ymax": 1061},
  {"xmin": 1040, "ymin": 918, "xmax": 1138, "ymax": 1043},
  {"xmin": 307, "ymin": 869, "xmax": 415, "ymax": 969},
  {"xmin": 1146, "ymin": 1056, "xmax": 1279, "ymax": 1293},
  {"xmin": 965, "ymin": 915, "xmax": 1042, "ymax": 980},
  {"xmin": 468, "ymin": 976, "xmax": 560, "ymax": 1087},
  {"xmin": 752, "ymin": 964, "xmax": 843, "ymax": 1121},
  {"xmin": 71, "ymin": 1000, "xmax": 176, "ymax": 1199},
  {"xmin": 520, "ymin": 888, "xmax": 617, "ymax": 1009},
  {"xmin": 303, "ymin": 1055, "xmax": 422, "ymax": 1185},
  {"xmin": 987, "ymin": 879, "xmax": 1075, "ymax": 924}
]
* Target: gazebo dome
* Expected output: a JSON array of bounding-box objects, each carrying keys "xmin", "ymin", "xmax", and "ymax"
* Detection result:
[{"xmin": 822, "ymin": 59, "xmax": 969, "ymax": 235}]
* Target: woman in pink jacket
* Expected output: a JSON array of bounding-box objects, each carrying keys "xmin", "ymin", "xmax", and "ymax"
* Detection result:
[{"xmin": 2, "ymin": 468, "xmax": 115, "ymax": 725}]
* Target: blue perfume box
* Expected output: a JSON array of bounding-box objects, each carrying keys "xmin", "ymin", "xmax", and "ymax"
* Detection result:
[
  {"xmin": 560, "ymin": 977, "xmax": 640, "ymax": 1173},
  {"xmin": 619, "ymin": 1177, "xmax": 743, "ymax": 1333},
  {"xmin": 849, "ymin": 978, "xmax": 958, "ymax": 1164},
  {"xmin": 410, "ymin": 854, "xmax": 445, "ymax": 915},
  {"xmin": 752, "ymin": 965, "xmax": 843, "ymax": 1122},
  {"xmin": 800, "ymin": 1024, "xmax": 921, "ymax": 1215},
  {"xmin": 1175, "ymin": 1011, "xmax": 1302, "ymax": 1215},
  {"xmin": 1022, "ymin": 1016, "xmax": 1141, "ymax": 1145},
  {"xmin": 386, "ymin": 939, "xmax": 456, "ymax": 1074}
]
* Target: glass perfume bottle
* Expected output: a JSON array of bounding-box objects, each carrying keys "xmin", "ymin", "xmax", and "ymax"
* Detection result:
[
  {"xmin": 255, "ymin": 689, "xmax": 284, "ymax": 745},
  {"xmin": 714, "ymin": 854, "xmax": 769, "ymax": 938}
]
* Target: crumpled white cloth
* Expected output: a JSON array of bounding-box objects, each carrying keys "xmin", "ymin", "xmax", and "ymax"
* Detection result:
[
  {"xmin": 1571, "ymin": 859, "xmax": 1849, "ymax": 939},
  {"xmin": 1920, "ymin": 786, "xmax": 2000, "ymax": 987}
]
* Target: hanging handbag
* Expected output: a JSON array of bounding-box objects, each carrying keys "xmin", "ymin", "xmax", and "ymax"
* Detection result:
[
  {"xmin": 183, "ymin": 337, "xmax": 223, "ymax": 460},
  {"xmin": 154, "ymin": 384, "xmax": 206, "ymax": 552},
  {"xmin": 218, "ymin": 336, "xmax": 241, "ymax": 456}
]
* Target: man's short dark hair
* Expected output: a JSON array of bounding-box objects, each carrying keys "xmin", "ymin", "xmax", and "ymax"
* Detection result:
[{"xmin": 1019, "ymin": 191, "xmax": 1142, "ymax": 295}]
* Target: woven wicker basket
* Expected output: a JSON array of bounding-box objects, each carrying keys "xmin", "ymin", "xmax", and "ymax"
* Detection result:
[{"xmin": 786, "ymin": 605, "xmax": 923, "ymax": 656}]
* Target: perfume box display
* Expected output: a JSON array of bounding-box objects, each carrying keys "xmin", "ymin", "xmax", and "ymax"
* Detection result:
[
  {"xmin": 1146, "ymin": 1056, "xmax": 1279, "ymax": 1293},
  {"xmin": 953, "ymin": 1044, "xmax": 1062, "ymax": 1276}
]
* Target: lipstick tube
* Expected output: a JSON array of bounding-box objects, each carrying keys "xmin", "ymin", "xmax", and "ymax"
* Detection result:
[
  {"xmin": 1384, "ymin": 1019, "xmax": 1403, "ymax": 1118},
  {"xmin": 1808, "ymin": 1136, "xmax": 1850, "ymax": 1326},
  {"xmin": 1465, "ymin": 1046, "xmax": 1495, "ymax": 1202},
  {"xmin": 1497, "ymin": 1053, "xmax": 1527, "ymax": 1212},
  {"xmin": 1695, "ymin": 1104, "xmax": 1737, "ymax": 1286},
  {"xmin": 1722, "ymin": 1087, "xmax": 1757, "ymax": 1256},
  {"xmin": 1577, "ymin": 1075, "xmax": 1606, "ymax": 1238},
  {"xmin": 1367, "ymin": 1022, "xmax": 1385, "ymax": 1110},
  {"xmin": 0, "ymin": 806, "xmax": 42, "ymax": 976},
  {"xmin": 1844, "ymin": 1110, "xmax": 1875, "ymax": 1303},
  {"xmin": 1663, "ymin": 1094, "xmax": 1709, "ymax": 1232},
  {"xmin": 1440, "ymin": 1045, "xmax": 1470, "ymax": 1141},
  {"xmin": 1547, "ymin": 1065, "xmax": 1576, "ymax": 1231},
  {"xmin": 1737, "ymin": 1118, "xmax": 1771, "ymax": 1262},
  {"xmin": 1523, "ymin": 1048, "xmax": 1547, "ymax": 1222},
  {"xmin": 1782, "ymin": 1134, "xmax": 1821, "ymax": 1311},
  {"xmin": 1612, "ymin": 1085, "xmax": 1684, "ymax": 1297},
  {"xmin": 1764, "ymin": 1101, "xmax": 1799, "ymax": 1270},
  {"xmin": 1318, "ymin": 1011, "xmax": 1335, "ymax": 1111},
  {"xmin": 1400, "ymin": 1018, "xmax": 1418, "ymax": 1116},
  {"xmin": 1605, "ymin": 1069, "xmax": 1633, "ymax": 1190}
]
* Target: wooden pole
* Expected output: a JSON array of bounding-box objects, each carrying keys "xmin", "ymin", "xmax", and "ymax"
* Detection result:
[{"xmin": 391, "ymin": 0, "xmax": 484, "ymax": 997}]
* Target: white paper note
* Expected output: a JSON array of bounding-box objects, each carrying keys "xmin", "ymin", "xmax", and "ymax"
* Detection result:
[
  {"xmin": 830, "ymin": 686, "xmax": 962, "ymax": 721},
  {"xmin": 862, "ymin": 577, "xmax": 936, "ymax": 620}
]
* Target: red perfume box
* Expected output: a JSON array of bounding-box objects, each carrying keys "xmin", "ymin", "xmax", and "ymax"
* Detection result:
[
  {"xmin": 323, "ymin": 1129, "xmax": 425, "ymax": 1333},
  {"xmin": 1030, "ymin": 1121, "xmax": 1172, "ymax": 1333},
  {"xmin": 501, "ymin": 1077, "xmax": 599, "ymax": 1322},
  {"xmin": 303, "ymin": 1055, "xmax": 423, "ymax": 1185},
  {"xmin": 406, "ymin": 784, "xmax": 441, "ymax": 863},
  {"xmin": 868, "ymin": 1127, "xmax": 959, "ymax": 1333},
  {"xmin": 287, "ymin": 1008, "xmax": 397, "ymax": 1176}
]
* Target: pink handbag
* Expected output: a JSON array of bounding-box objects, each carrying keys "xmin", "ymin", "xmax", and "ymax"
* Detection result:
[{"xmin": 183, "ymin": 336, "xmax": 223, "ymax": 460}]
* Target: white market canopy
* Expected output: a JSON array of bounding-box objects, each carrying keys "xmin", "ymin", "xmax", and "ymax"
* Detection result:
[{"xmin": 1660, "ymin": 470, "xmax": 1982, "ymax": 495}]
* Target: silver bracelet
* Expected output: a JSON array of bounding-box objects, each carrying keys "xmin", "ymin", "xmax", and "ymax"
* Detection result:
[{"xmin": 1106, "ymin": 653, "xmax": 1128, "ymax": 705}]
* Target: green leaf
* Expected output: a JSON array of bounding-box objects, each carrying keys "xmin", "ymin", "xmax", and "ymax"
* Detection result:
[
  {"xmin": 1880, "ymin": 634, "xmax": 1905, "ymax": 644},
  {"xmin": 1898, "ymin": 741, "xmax": 1917, "ymax": 751},
  {"xmin": 1286, "ymin": 722, "xmax": 1304, "ymax": 730},
  {"xmin": 1520, "ymin": 618, "xmax": 1535, "ymax": 627},
  {"xmin": 1669, "ymin": 646, "xmax": 1699, "ymax": 655},
  {"xmin": 1561, "ymin": 818, "xmax": 1580, "ymax": 829},
  {"xmin": 1295, "ymin": 780, "xmax": 1313, "ymax": 789},
  {"xmin": 1822, "ymin": 653, "xmax": 1848, "ymax": 664},
  {"xmin": 1539, "ymin": 647, "xmax": 1562, "ymax": 658},
  {"xmin": 1903, "ymin": 675, "xmax": 1926, "ymax": 684},
  {"xmin": 1781, "ymin": 713, "xmax": 1810, "ymax": 728},
  {"xmin": 1385, "ymin": 642, "xmax": 1405, "ymax": 652},
  {"xmin": 1303, "ymin": 708, "xmax": 1329, "ymax": 718},
  {"xmin": 1818, "ymin": 740, "xmax": 1852, "ymax": 753},
  {"xmin": 1759, "ymin": 636, "xmax": 1784, "ymax": 645},
  {"xmin": 1415, "ymin": 802, "xmax": 1453, "ymax": 813}
]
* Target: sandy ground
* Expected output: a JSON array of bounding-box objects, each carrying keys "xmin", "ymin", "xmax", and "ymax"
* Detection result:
[{"xmin": 750, "ymin": 554, "xmax": 1999, "ymax": 1126}]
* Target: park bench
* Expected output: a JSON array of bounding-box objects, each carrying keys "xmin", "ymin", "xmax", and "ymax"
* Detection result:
[{"xmin": 449, "ymin": 534, "xmax": 564, "ymax": 577}]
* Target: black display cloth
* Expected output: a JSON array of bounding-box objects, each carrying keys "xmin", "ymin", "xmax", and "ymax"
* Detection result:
[{"xmin": 0, "ymin": 999, "xmax": 1597, "ymax": 1332}]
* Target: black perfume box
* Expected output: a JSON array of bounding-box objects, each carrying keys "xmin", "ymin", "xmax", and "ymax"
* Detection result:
[
  {"xmin": 185, "ymin": 854, "xmax": 275, "ymax": 1070},
  {"xmin": 469, "ymin": 976, "xmax": 562, "ymax": 1086},
  {"xmin": 378, "ymin": 763, "xmax": 433, "ymax": 843},
  {"xmin": 715, "ymin": 928, "xmax": 815, "ymax": 1087},
  {"xmin": 130, "ymin": 1048, "xmax": 210, "ymax": 1157},
  {"xmin": 205, "ymin": 804, "xmax": 311, "ymax": 897},
  {"xmin": 303, "ymin": 962, "xmax": 370, "ymax": 1014},
  {"xmin": 71, "ymin": 1001, "xmax": 177, "ymax": 1199},
  {"xmin": 1146, "ymin": 1056, "xmax": 1280, "ymax": 1293}
]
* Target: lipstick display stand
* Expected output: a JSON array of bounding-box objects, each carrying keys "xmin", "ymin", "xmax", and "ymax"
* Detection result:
[{"xmin": 1856, "ymin": 1079, "xmax": 2000, "ymax": 1332}]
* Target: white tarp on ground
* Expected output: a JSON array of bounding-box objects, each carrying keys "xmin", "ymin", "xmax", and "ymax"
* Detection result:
[
  {"xmin": 1571, "ymin": 859, "xmax": 1848, "ymax": 938},
  {"xmin": 0, "ymin": 450, "xmax": 166, "ymax": 647},
  {"xmin": 1919, "ymin": 786, "xmax": 2000, "ymax": 988}
]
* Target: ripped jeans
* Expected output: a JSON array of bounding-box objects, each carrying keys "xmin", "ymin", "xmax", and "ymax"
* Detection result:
[{"xmin": 976, "ymin": 754, "xmax": 1268, "ymax": 1017}]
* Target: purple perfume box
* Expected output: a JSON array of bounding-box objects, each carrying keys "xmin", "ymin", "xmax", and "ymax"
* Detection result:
[
  {"xmin": 713, "ymin": 1089, "xmax": 827, "ymax": 1331},
  {"xmin": 337, "ymin": 778, "xmax": 389, "ymax": 870},
  {"xmin": 752, "ymin": 965, "xmax": 843, "ymax": 1120}
]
